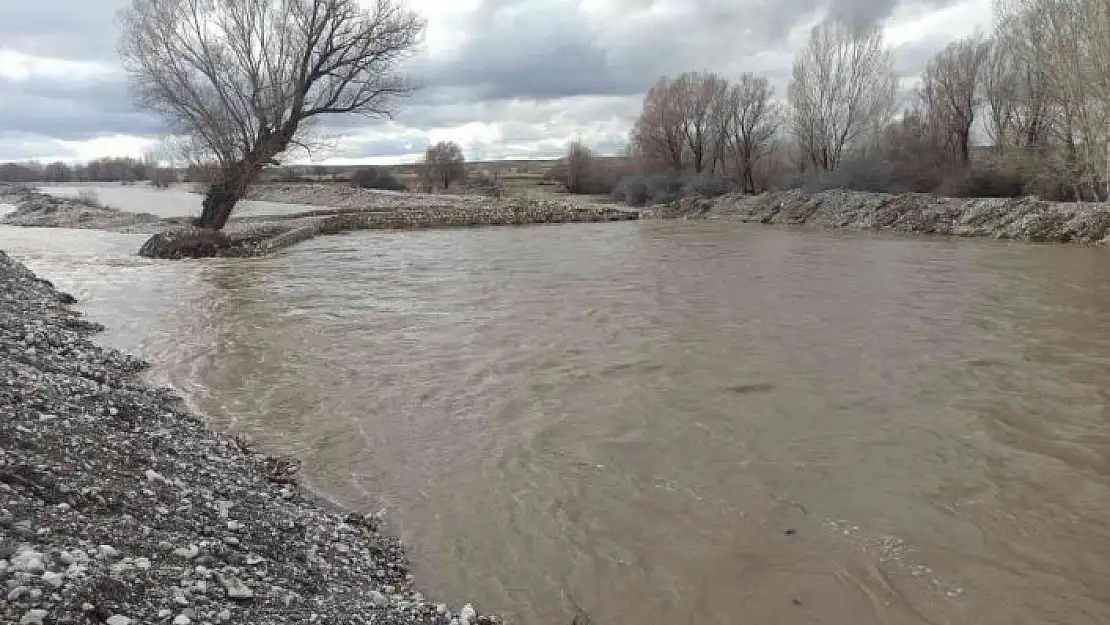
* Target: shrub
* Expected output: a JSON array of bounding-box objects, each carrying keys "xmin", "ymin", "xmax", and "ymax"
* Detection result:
[
  {"xmin": 550, "ymin": 142, "xmax": 626, "ymax": 195},
  {"xmin": 612, "ymin": 171, "xmax": 731, "ymax": 206},
  {"xmin": 681, "ymin": 173, "xmax": 731, "ymax": 199},
  {"xmin": 350, "ymin": 167, "xmax": 406, "ymax": 191},
  {"xmin": 151, "ymin": 168, "xmax": 178, "ymax": 188},
  {"xmin": 76, "ymin": 189, "xmax": 103, "ymax": 207},
  {"xmin": 934, "ymin": 163, "xmax": 1026, "ymax": 198}
]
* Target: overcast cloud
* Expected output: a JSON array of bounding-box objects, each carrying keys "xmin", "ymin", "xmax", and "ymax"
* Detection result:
[{"xmin": 0, "ymin": 0, "xmax": 993, "ymax": 164}]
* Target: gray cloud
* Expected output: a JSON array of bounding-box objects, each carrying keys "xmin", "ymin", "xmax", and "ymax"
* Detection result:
[
  {"xmin": 0, "ymin": 0, "xmax": 985, "ymax": 162},
  {"xmin": 0, "ymin": 75, "xmax": 165, "ymax": 141},
  {"xmin": 0, "ymin": 0, "xmax": 131, "ymax": 60}
]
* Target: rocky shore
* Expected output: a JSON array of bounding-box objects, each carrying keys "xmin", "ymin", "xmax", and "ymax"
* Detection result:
[
  {"xmin": 655, "ymin": 189, "xmax": 1110, "ymax": 244},
  {"xmin": 0, "ymin": 251, "xmax": 495, "ymax": 625},
  {"xmin": 0, "ymin": 184, "xmax": 638, "ymax": 259},
  {"xmin": 0, "ymin": 186, "xmax": 175, "ymax": 234}
]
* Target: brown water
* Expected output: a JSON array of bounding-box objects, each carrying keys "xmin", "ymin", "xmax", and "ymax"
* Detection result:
[{"xmin": 3, "ymin": 221, "xmax": 1110, "ymax": 625}]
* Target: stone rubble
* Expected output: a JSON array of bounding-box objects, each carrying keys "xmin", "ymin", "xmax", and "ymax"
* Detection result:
[
  {"xmin": 652, "ymin": 189, "xmax": 1110, "ymax": 244},
  {"xmin": 0, "ymin": 249, "xmax": 499, "ymax": 624}
]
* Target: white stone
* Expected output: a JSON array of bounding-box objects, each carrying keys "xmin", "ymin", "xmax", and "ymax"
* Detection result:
[
  {"xmin": 21, "ymin": 556, "xmax": 44, "ymax": 574},
  {"xmin": 173, "ymin": 545, "xmax": 199, "ymax": 560},
  {"xmin": 369, "ymin": 590, "xmax": 389, "ymax": 607},
  {"xmin": 173, "ymin": 615, "xmax": 192, "ymax": 625},
  {"xmin": 145, "ymin": 469, "xmax": 167, "ymax": 483},
  {"xmin": 97, "ymin": 545, "xmax": 119, "ymax": 560},
  {"xmin": 41, "ymin": 571, "xmax": 64, "ymax": 588},
  {"xmin": 158, "ymin": 609, "xmax": 172, "ymax": 618},
  {"xmin": 106, "ymin": 616, "xmax": 133, "ymax": 625},
  {"xmin": 20, "ymin": 609, "xmax": 47, "ymax": 625},
  {"xmin": 218, "ymin": 573, "xmax": 254, "ymax": 599},
  {"xmin": 217, "ymin": 609, "xmax": 232, "ymax": 622},
  {"xmin": 459, "ymin": 603, "xmax": 477, "ymax": 625},
  {"xmin": 135, "ymin": 557, "xmax": 151, "ymax": 570}
]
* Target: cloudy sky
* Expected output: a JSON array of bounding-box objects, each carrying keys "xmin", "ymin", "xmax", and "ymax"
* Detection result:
[{"xmin": 0, "ymin": 0, "xmax": 992, "ymax": 165}]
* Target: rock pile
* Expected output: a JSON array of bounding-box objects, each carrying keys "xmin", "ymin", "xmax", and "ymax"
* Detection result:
[
  {"xmin": 653, "ymin": 190, "xmax": 1110, "ymax": 244},
  {"xmin": 0, "ymin": 185, "xmax": 170, "ymax": 233},
  {"xmin": 0, "ymin": 250, "xmax": 496, "ymax": 624},
  {"xmin": 138, "ymin": 199, "xmax": 638, "ymax": 259}
]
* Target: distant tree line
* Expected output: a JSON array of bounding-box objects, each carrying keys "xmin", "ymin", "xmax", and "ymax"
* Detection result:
[
  {"xmin": 559, "ymin": 0, "xmax": 1110, "ymax": 205},
  {"xmin": 0, "ymin": 156, "xmax": 173, "ymax": 184}
]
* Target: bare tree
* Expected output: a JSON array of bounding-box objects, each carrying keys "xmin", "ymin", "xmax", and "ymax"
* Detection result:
[
  {"xmin": 675, "ymin": 72, "xmax": 730, "ymax": 174},
  {"xmin": 720, "ymin": 73, "xmax": 779, "ymax": 193},
  {"xmin": 118, "ymin": 0, "xmax": 424, "ymax": 230},
  {"xmin": 982, "ymin": 37, "xmax": 1019, "ymax": 151},
  {"xmin": 918, "ymin": 36, "xmax": 990, "ymax": 165},
  {"xmin": 788, "ymin": 18, "xmax": 897, "ymax": 171},
  {"xmin": 630, "ymin": 77, "xmax": 687, "ymax": 171},
  {"xmin": 996, "ymin": 0, "xmax": 1110, "ymax": 199},
  {"xmin": 419, "ymin": 141, "xmax": 466, "ymax": 191}
]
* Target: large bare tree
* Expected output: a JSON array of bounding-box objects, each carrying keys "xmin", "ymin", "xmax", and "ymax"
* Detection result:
[
  {"xmin": 918, "ymin": 36, "xmax": 990, "ymax": 165},
  {"xmin": 720, "ymin": 73, "xmax": 779, "ymax": 193},
  {"xmin": 996, "ymin": 0, "xmax": 1110, "ymax": 199},
  {"xmin": 119, "ymin": 0, "xmax": 424, "ymax": 230},
  {"xmin": 788, "ymin": 18, "xmax": 897, "ymax": 171},
  {"xmin": 630, "ymin": 77, "xmax": 688, "ymax": 171},
  {"xmin": 674, "ymin": 72, "xmax": 730, "ymax": 174},
  {"xmin": 629, "ymin": 72, "xmax": 733, "ymax": 174}
]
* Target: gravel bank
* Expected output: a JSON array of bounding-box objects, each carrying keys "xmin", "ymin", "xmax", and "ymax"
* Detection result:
[
  {"xmin": 0, "ymin": 251, "xmax": 495, "ymax": 625},
  {"xmin": 653, "ymin": 189, "xmax": 1110, "ymax": 244},
  {"xmin": 0, "ymin": 185, "xmax": 175, "ymax": 234},
  {"xmin": 243, "ymin": 184, "xmax": 492, "ymax": 211}
]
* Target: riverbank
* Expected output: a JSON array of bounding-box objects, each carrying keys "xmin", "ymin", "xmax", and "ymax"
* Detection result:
[
  {"xmin": 655, "ymin": 189, "xmax": 1110, "ymax": 244},
  {"xmin": 0, "ymin": 185, "xmax": 175, "ymax": 233},
  {"xmin": 1, "ymin": 184, "xmax": 639, "ymax": 258},
  {"xmin": 0, "ymin": 251, "xmax": 494, "ymax": 625}
]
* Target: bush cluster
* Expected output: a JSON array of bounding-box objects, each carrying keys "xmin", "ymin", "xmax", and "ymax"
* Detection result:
[
  {"xmin": 611, "ymin": 172, "xmax": 733, "ymax": 206},
  {"xmin": 350, "ymin": 167, "xmax": 406, "ymax": 191}
]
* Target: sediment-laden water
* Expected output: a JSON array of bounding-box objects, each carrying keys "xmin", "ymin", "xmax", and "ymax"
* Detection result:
[{"xmin": 3, "ymin": 218, "xmax": 1109, "ymax": 625}]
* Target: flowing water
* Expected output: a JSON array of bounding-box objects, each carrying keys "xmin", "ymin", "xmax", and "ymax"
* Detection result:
[{"xmin": 3, "ymin": 217, "xmax": 1110, "ymax": 625}]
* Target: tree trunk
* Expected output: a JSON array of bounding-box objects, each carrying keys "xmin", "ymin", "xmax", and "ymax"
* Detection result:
[{"xmin": 194, "ymin": 161, "xmax": 260, "ymax": 230}]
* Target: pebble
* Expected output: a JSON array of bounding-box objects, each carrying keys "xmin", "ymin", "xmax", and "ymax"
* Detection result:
[
  {"xmin": 106, "ymin": 616, "xmax": 133, "ymax": 625},
  {"xmin": 173, "ymin": 614, "xmax": 192, "ymax": 625},
  {"xmin": 97, "ymin": 545, "xmax": 120, "ymax": 560},
  {"xmin": 20, "ymin": 555, "xmax": 45, "ymax": 575},
  {"xmin": 217, "ymin": 609, "xmax": 231, "ymax": 622},
  {"xmin": 158, "ymin": 609, "xmax": 172, "ymax": 618},
  {"xmin": 460, "ymin": 603, "xmax": 477, "ymax": 625},
  {"xmin": 218, "ymin": 573, "xmax": 254, "ymax": 599},
  {"xmin": 173, "ymin": 545, "xmax": 200, "ymax": 560},
  {"xmin": 369, "ymin": 590, "xmax": 389, "ymax": 607},
  {"xmin": 7, "ymin": 586, "xmax": 29, "ymax": 601},
  {"xmin": 41, "ymin": 571, "xmax": 63, "ymax": 588},
  {"xmin": 20, "ymin": 609, "xmax": 47, "ymax": 625}
]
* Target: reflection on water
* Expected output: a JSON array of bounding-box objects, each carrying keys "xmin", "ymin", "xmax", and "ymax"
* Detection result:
[{"xmin": 3, "ymin": 221, "xmax": 1110, "ymax": 625}]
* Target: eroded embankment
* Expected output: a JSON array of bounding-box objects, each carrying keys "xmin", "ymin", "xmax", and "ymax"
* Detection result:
[
  {"xmin": 650, "ymin": 190, "xmax": 1110, "ymax": 244},
  {"xmin": 0, "ymin": 185, "xmax": 638, "ymax": 259},
  {"xmin": 137, "ymin": 200, "xmax": 639, "ymax": 258},
  {"xmin": 0, "ymin": 250, "xmax": 498, "ymax": 624},
  {"xmin": 0, "ymin": 185, "xmax": 176, "ymax": 233}
]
